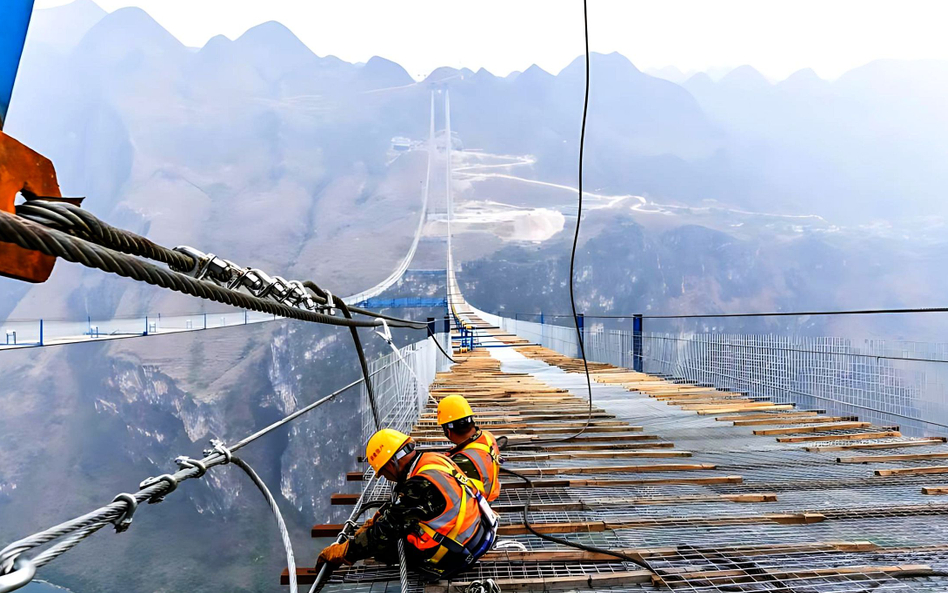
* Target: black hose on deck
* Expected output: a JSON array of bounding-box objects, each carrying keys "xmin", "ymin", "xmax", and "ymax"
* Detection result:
[{"xmin": 499, "ymin": 466, "xmax": 654, "ymax": 573}]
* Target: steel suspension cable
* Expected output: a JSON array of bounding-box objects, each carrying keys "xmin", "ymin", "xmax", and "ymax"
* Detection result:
[{"xmin": 0, "ymin": 211, "xmax": 424, "ymax": 330}]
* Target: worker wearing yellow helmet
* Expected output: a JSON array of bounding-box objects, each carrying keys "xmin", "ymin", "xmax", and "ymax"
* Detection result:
[
  {"xmin": 315, "ymin": 428, "xmax": 497, "ymax": 580},
  {"xmin": 438, "ymin": 395, "xmax": 502, "ymax": 502}
]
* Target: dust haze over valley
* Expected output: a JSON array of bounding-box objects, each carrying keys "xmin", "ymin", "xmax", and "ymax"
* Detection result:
[{"xmin": 3, "ymin": 1, "xmax": 948, "ymax": 592}]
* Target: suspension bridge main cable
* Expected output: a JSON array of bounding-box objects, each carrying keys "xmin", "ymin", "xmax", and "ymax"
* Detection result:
[
  {"xmin": 0, "ymin": 210, "xmax": 424, "ymax": 329},
  {"xmin": 11, "ymin": 199, "xmax": 457, "ymax": 369}
]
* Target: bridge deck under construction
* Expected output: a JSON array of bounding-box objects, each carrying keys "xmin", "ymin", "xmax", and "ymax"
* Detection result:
[{"xmin": 291, "ymin": 310, "xmax": 948, "ymax": 593}]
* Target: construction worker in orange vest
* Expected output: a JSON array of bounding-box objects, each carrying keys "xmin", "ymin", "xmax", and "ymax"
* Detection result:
[
  {"xmin": 437, "ymin": 395, "xmax": 502, "ymax": 502},
  {"xmin": 316, "ymin": 428, "xmax": 498, "ymax": 580}
]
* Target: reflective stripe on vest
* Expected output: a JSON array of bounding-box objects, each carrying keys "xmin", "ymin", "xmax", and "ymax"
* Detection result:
[
  {"xmin": 457, "ymin": 430, "xmax": 501, "ymax": 502},
  {"xmin": 405, "ymin": 452, "xmax": 483, "ymax": 565}
]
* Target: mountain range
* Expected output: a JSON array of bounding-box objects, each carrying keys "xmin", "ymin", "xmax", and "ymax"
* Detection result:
[{"xmin": 3, "ymin": 2, "xmax": 948, "ymax": 592}]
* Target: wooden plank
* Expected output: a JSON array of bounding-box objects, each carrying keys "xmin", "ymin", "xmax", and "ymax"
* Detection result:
[
  {"xmin": 679, "ymin": 401, "xmax": 780, "ymax": 411},
  {"xmin": 491, "ymin": 493, "xmax": 777, "ymax": 512},
  {"xmin": 655, "ymin": 564, "xmax": 932, "ymax": 587},
  {"xmin": 346, "ymin": 471, "xmax": 366, "ymax": 482},
  {"xmin": 425, "ymin": 571, "xmax": 653, "ymax": 593},
  {"xmin": 503, "ymin": 463, "xmax": 716, "ymax": 476},
  {"xmin": 838, "ymin": 452, "xmax": 948, "ymax": 464},
  {"xmin": 806, "ymin": 438, "xmax": 947, "ymax": 452},
  {"xmin": 696, "ymin": 405, "xmax": 795, "ymax": 415},
  {"xmin": 715, "ymin": 412, "xmax": 819, "ymax": 421},
  {"xmin": 312, "ymin": 523, "xmax": 343, "ymax": 537},
  {"xmin": 501, "ymin": 475, "xmax": 744, "ymax": 489},
  {"xmin": 753, "ymin": 422, "xmax": 870, "ymax": 435},
  {"xmin": 777, "ymin": 430, "xmax": 901, "ymax": 443},
  {"xmin": 532, "ymin": 442, "xmax": 676, "ymax": 451},
  {"xmin": 498, "ymin": 512, "xmax": 824, "ymax": 535},
  {"xmin": 330, "ymin": 493, "xmax": 360, "ymax": 506},
  {"xmin": 875, "ymin": 465, "xmax": 948, "ymax": 477},
  {"xmin": 501, "ymin": 450, "xmax": 693, "ymax": 462},
  {"xmin": 733, "ymin": 416, "xmax": 853, "ymax": 426}
]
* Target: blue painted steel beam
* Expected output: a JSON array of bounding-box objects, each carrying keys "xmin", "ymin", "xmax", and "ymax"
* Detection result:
[
  {"xmin": 355, "ymin": 297, "xmax": 448, "ymax": 309},
  {"xmin": 0, "ymin": 0, "xmax": 34, "ymax": 129}
]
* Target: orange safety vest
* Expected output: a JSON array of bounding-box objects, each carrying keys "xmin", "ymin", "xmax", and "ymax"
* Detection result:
[
  {"xmin": 452, "ymin": 430, "xmax": 501, "ymax": 502},
  {"xmin": 404, "ymin": 452, "xmax": 484, "ymax": 566}
]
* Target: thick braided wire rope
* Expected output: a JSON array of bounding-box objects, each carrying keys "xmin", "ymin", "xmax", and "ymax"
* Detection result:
[
  {"xmin": 397, "ymin": 539, "xmax": 410, "ymax": 593},
  {"xmin": 0, "ymin": 211, "xmax": 425, "ymax": 330},
  {"xmin": 229, "ymin": 456, "xmax": 298, "ymax": 593},
  {"xmin": 9, "ymin": 199, "xmax": 457, "ymax": 373},
  {"xmin": 15, "ymin": 200, "xmax": 194, "ymax": 270},
  {"xmin": 14, "ymin": 199, "xmax": 445, "ymax": 334}
]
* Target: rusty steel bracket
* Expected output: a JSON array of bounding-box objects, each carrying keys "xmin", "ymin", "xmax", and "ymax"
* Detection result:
[{"xmin": 0, "ymin": 129, "xmax": 73, "ymax": 283}]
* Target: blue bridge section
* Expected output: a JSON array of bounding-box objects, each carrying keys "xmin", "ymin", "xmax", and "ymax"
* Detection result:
[{"xmin": 355, "ymin": 297, "xmax": 447, "ymax": 309}]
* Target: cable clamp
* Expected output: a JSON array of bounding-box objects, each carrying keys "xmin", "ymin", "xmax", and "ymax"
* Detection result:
[
  {"xmin": 285, "ymin": 281, "xmax": 308, "ymax": 308},
  {"xmin": 243, "ymin": 269, "xmax": 275, "ymax": 298},
  {"xmin": 202, "ymin": 255, "xmax": 239, "ymax": 284},
  {"xmin": 269, "ymin": 276, "xmax": 291, "ymax": 303},
  {"xmin": 317, "ymin": 290, "xmax": 335, "ymax": 315},
  {"xmin": 170, "ymin": 245, "xmax": 207, "ymax": 276},
  {"xmin": 374, "ymin": 319, "xmax": 393, "ymax": 345},
  {"xmin": 343, "ymin": 519, "xmax": 359, "ymax": 533},
  {"xmin": 226, "ymin": 266, "xmax": 252, "ymax": 290},
  {"xmin": 205, "ymin": 439, "xmax": 233, "ymax": 464},
  {"xmin": 174, "ymin": 456, "xmax": 207, "ymax": 478},
  {"xmin": 138, "ymin": 474, "xmax": 178, "ymax": 504},
  {"xmin": 110, "ymin": 493, "xmax": 138, "ymax": 533}
]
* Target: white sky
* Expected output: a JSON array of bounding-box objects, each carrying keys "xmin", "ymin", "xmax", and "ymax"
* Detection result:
[{"xmin": 34, "ymin": 0, "xmax": 948, "ymax": 81}]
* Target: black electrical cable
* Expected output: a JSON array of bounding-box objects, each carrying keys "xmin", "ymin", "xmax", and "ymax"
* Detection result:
[
  {"xmin": 505, "ymin": 0, "xmax": 594, "ymax": 449},
  {"xmin": 568, "ymin": 0, "xmax": 594, "ymax": 437},
  {"xmin": 495, "ymin": 3, "xmax": 658, "ymax": 579},
  {"xmin": 302, "ymin": 281, "xmax": 381, "ymax": 430},
  {"xmin": 499, "ymin": 467, "xmax": 652, "ymax": 571}
]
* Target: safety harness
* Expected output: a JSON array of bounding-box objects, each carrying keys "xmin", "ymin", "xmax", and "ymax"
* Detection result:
[{"xmin": 408, "ymin": 453, "xmax": 498, "ymax": 574}]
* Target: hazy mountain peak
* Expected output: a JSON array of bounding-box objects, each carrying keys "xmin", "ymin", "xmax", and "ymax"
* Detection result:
[
  {"xmin": 682, "ymin": 71, "xmax": 714, "ymax": 95},
  {"xmin": 559, "ymin": 52, "xmax": 642, "ymax": 82},
  {"xmin": 719, "ymin": 64, "xmax": 771, "ymax": 89},
  {"xmin": 235, "ymin": 21, "xmax": 311, "ymax": 57},
  {"xmin": 473, "ymin": 67, "xmax": 496, "ymax": 80},
  {"xmin": 78, "ymin": 6, "xmax": 186, "ymax": 59},
  {"xmin": 425, "ymin": 66, "xmax": 461, "ymax": 83},
  {"xmin": 520, "ymin": 63, "xmax": 554, "ymax": 80},
  {"xmin": 357, "ymin": 56, "xmax": 413, "ymax": 89},
  {"xmin": 778, "ymin": 67, "xmax": 827, "ymax": 92}
]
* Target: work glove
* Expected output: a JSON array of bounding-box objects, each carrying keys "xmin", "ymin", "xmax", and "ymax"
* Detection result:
[
  {"xmin": 353, "ymin": 513, "xmax": 378, "ymax": 537},
  {"xmin": 315, "ymin": 540, "xmax": 352, "ymax": 570}
]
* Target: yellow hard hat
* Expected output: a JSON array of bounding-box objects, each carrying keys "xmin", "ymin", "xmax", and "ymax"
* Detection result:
[
  {"xmin": 437, "ymin": 395, "xmax": 474, "ymax": 425},
  {"xmin": 365, "ymin": 428, "xmax": 412, "ymax": 475}
]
